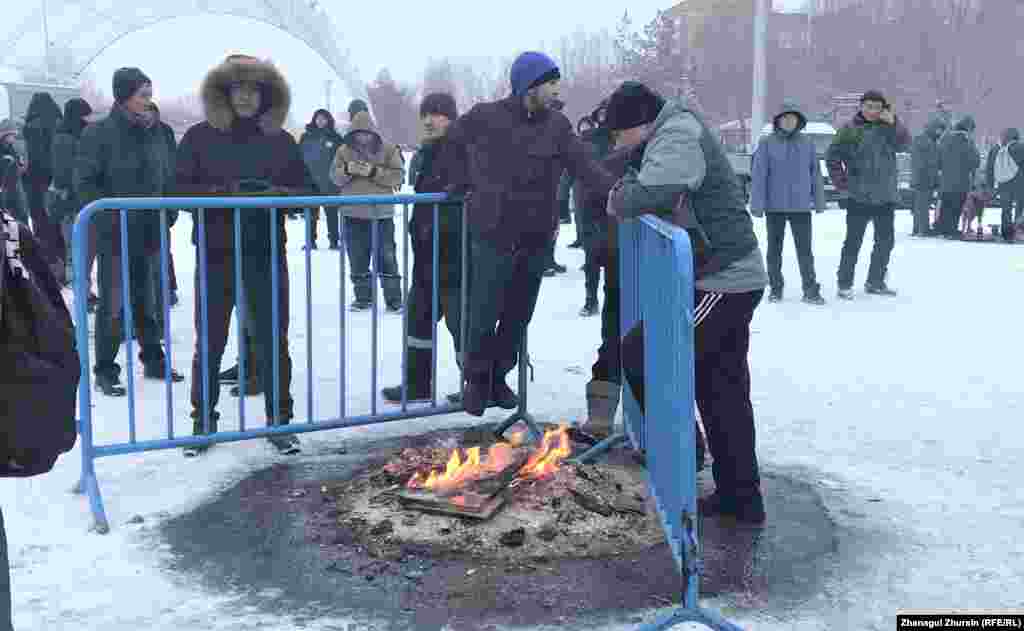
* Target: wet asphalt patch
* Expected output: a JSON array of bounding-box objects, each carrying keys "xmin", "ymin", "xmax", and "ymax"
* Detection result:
[{"xmin": 158, "ymin": 426, "xmax": 841, "ymax": 630}]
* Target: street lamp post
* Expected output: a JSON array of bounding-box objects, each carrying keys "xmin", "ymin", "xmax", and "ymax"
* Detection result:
[{"xmin": 751, "ymin": 0, "xmax": 768, "ymax": 151}]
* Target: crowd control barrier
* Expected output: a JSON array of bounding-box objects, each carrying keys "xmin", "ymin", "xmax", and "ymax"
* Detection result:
[
  {"xmin": 70, "ymin": 193, "xmax": 541, "ymax": 534},
  {"xmin": 572, "ymin": 215, "xmax": 743, "ymax": 631}
]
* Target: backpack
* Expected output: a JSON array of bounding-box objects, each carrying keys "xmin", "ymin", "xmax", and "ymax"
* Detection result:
[
  {"xmin": 994, "ymin": 143, "xmax": 1019, "ymax": 186},
  {"xmin": 0, "ymin": 211, "xmax": 79, "ymax": 477}
]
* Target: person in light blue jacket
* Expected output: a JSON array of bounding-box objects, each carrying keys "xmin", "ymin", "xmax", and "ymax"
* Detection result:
[{"xmin": 750, "ymin": 101, "xmax": 826, "ymax": 304}]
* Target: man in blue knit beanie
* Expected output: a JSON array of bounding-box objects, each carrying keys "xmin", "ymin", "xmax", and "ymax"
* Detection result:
[{"xmin": 443, "ymin": 51, "xmax": 616, "ymax": 417}]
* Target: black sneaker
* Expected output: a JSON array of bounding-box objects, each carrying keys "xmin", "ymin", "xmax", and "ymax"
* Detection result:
[
  {"xmin": 268, "ymin": 434, "xmax": 301, "ymax": 455},
  {"xmin": 446, "ymin": 391, "xmax": 462, "ymax": 405},
  {"xmin": 95, "ymin": 373, "xmax": 127, "ymax": 397},
  {"xmin": 382, "ymin": 384, "xmax": 432, "ymax": 403},
  {"xmin": 350, "ymin": 300, "xmax": 372, "ymax": 312},
  {"xmin": 767, "ymin": 289, "xmax": 783, "ymax": 303},
  {"xmin": 568, "ymin": 240, "xmax": 583, "ymax": 249},
  {"xmin": 183, "ymin": 443, "xmax": 212, "ymax": 458},
  {"xmin": 143, "ymin": 362, "xmax": 185, "ymax": 382},
  {"xmin": 552, "ymin": 263, "xmax": 567, "ymax": 274},
  {"xmin": 385, "ymin": 302, "xmax": 404, "ymax": 314},
  {"xmin": 579, "ymin": 301, "xmax": 599, "ymax": 317},
  {"xmin": 219, "ymin": 365, "xmax": 239, "ymax": 384},
  {"xmin": 802, "ymin": 287, "xmax": 826, "ymax": 305},
  {"xmin": 328, "ymin": 240, "xmax": 340, "ymax": 250},
  {"xmin": 864, "ymin": 282, "xmax": 897, "ymax": 296},
  {"xmin": 543, "ymin": 267, "xmax": 558, "ymax": 277}
]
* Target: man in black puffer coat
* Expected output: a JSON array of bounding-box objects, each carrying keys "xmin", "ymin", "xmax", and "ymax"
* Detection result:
[
  {"xmin": 299, "ymin": 108, "xmax": 344, "ymax": 248},
  {"xmin": 76, "ymin": 68, "xmax": 182, "ymax": 396},
  {"xmin": 444, "ymin": 51, "xmax": 616, "ymax": 416},
  {"xmin": 176, "ymin": 54, "xmax": 315, "ymax": 456}
]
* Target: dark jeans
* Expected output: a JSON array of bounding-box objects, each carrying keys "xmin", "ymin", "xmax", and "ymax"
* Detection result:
[
  {"xmin": 837, "ymin": 201, "xmax": 895, "ymax": 289},
  {"xmin": 621, "ymin": 289, "xmax": 764, "ymax": 497},
  {"xmin": 95, "ymin": 245, "xmax": 164, "ymax": 377},
  {"xmin": 0, "ymin": 508, "xmax": 11, "ymax": 631},
  {"xmin": 464, "ymin": 234, "xmax": 549, "ymax": 380},
  {"xmin": 939, "ymin": 192, "xmax": 968, "ymax": 236},
  {"xmin": 406, "ymin": 223, "xmax": 464, "ymax": 359},
  {"xmin": 913, "ymin": 188, "xmax": 936, "ymax": 234},
  {"xmin": 591, "ymin": 239, "xmax": 620, "ymax": 384},
  {"xmin": 311, "ymin": 206, "xmax": 340, "ymax": 243},
  {"xmin": 23, "ymin": 173, "xmax": 64, "ymax": 264},
  {"xmin": 344, "ymin": 217, "xmax": 401, "ymax": 304},
  {"xmin": 190, "ymin": 250, "xmax": 293, "ymax": 423},
  {"xmin": 765, "ymin": 212, "xmax": 817, "ymax": 293}
]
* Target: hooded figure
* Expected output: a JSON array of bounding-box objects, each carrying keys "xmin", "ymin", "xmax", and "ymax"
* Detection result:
[
  {"xmin": 937, "ymin": 114, "xmax": 981, "ymax": 237},
  {"xmin": 175, "ymin": 54, "xmax": 314, "ymax": 456},
  {"xmin": 51, "ymin": 98, "xmax": 95, "ymax": 285},
  {"xmin": 22, "ymin": 92, "xmax": 65, "ymax": 268},
  {"xmin": 910, "ymin": 114, "xmax": 947, "ymax": 236},
  {"xmin": 750, "ymin": 101, "xmax": 825, "ymax": 303},
  {"xmin": 330, "ymin": 109, "xmax": 405, "ymax": 310},
  {"xmin": 299, "ymin": 108, "xmax": 344, "ymax": 248},
  {"xmin": 985, "ymin": 127, "xmax": 1024, "ymax": 241}
]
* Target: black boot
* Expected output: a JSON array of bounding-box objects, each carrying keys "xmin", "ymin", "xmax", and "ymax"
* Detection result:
[
  {"xmin": 382, "ymin": 347, "xmax": 433, "ymax": 402},
  {"xmin": 462, "ymin": 358, "xmax": 493, "ymax": 417},
  {"xmin": 95, "ymin": 372, "xmax": 127, "ymax": 397},
  {"xmin": 491, "ymin": 375, "xmax": 519, "ymax": 410},
  {"xmin": 185, "ymin": 410, "xmax": 220, "ymax": 457}
]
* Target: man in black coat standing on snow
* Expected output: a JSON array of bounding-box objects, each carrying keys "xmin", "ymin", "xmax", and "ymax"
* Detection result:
[{"xmin": 446, "ymin": 51, "xmax": 617, "ymax": 416}]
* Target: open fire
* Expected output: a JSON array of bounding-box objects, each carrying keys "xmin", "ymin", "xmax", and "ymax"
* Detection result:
[{"xmin": 399, "ymin": 426, "xmax": 572, "ymax": 519}]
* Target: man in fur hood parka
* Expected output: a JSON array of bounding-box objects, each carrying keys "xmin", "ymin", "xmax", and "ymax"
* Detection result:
[{"xmin": 176, "ymin": 54, "xmax": 314, "ymax": 456}]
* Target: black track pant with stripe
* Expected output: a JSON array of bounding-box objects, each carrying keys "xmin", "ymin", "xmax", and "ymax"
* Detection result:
[{"xmin": 621, "ymin": 289, "xmax": 764, "ymax": 497}]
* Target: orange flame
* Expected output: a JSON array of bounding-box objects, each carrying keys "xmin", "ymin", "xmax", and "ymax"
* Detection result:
[
  {"xmin": 406, "ymin": 426, "xmax": 571, "ymax": 492},
  {"xmin": 407, "ymin": 443, "xmax": 518, "ymax": 491},
  {"xmin": 518, "ymin": 425, "xmax": 571, "ymax": 479}
]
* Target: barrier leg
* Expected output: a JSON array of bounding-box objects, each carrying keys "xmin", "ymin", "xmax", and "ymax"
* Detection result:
[
  {"xmin": 637, "ymin": 606, "xmax": 745, "ymax": 631},
  {"xmin": 492, "ymin": 331, "xmax": 542, "ymax": 444},
  {"xmin": 82, "ymin": 461, "xmax": 111, "ymax": 535}
]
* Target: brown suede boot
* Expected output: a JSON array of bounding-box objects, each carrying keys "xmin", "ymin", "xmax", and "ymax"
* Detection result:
[{"xmin": 584, "ymin": 380, "xmax": 620, "ymax": 439}]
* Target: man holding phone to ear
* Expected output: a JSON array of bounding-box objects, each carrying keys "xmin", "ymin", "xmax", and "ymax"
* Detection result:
[{"xmin": 826, "ymin": 90, "xmax": 911, "ymax": 300}]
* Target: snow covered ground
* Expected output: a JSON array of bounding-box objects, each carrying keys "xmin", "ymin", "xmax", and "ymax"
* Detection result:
[{"xmin": 2, "ymin": 204, "xmax": 1023, "ymax": 630}]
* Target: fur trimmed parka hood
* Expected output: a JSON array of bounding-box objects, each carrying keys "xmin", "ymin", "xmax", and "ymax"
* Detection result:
[{"xmin": 200, "ymin": 54, "xmax": 291, "ymax": 134}]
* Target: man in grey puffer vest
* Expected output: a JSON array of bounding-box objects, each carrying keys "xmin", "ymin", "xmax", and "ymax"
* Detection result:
[
  {"xmin": 826, "ymin": 90, "xmax": 911, "ymax": 299},
  {"xmin": 605, "ymin": 82, "xmax": 769, "ymax": 525}
]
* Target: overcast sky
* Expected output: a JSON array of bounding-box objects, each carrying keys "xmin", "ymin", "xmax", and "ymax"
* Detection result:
[{"xmin": 2, "ymin": 0, "xmax": 806, "ymax": 122}]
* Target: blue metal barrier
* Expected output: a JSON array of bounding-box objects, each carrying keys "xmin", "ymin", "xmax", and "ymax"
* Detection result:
[
  {"xmin": 574, "ymin": 215, "xmax": 743, "ymax": 631},
  {"xmin": 70, "ymin": 193, "xmax": 540, "ymax": 534}
]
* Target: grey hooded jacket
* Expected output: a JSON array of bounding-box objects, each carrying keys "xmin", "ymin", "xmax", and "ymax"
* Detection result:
[
  {"xmin": 608, "ymin": 98, "xmax": 766, "ymax": 292},
  {"xmin": 750, "ymin": 102, "xmax": 824, "ymax": 215}
]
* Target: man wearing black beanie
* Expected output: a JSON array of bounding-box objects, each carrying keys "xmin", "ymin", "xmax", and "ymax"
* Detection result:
[
  {"xmin": 445, "ymin": 51, "xmax": 617, "ymax": 417},
  {"xmin": 380, "ymin": 92, "xmax": 466, "ymax": 403},
  {"xmin": 76, "ymin": 66, "xmax": 182, "ymax": 396},
  {"xmin": 605, "ymin": 80, "xmax": 769, "ymax": 524}
]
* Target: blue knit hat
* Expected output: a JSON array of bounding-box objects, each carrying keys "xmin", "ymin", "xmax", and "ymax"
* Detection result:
[{"xmin": 510, "ymin": 52, "xmax": 560, "ymax": 97}]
